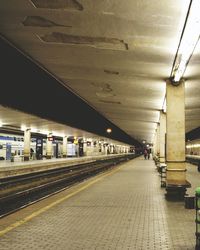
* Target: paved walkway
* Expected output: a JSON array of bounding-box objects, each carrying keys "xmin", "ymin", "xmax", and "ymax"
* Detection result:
[{"xmin": 0, "ymin": 157, "xmax": 196, "ymax": 249}]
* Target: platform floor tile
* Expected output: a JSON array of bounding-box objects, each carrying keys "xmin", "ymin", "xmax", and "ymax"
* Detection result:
[{"xmin": 0, "ymin": 157, "xmax": 196, "ymax": 249}]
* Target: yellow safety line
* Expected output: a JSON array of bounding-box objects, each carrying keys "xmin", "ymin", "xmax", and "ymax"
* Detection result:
[{"xmin": 0, "ymin": 166, "xmax": 121, "ymax": 237}]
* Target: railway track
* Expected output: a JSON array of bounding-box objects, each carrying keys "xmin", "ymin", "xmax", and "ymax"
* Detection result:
[
  {"xmin": 0, "ymin": 154, "xmax": 138, "ymax": 218},
  {"xmin": 186, "ymin": 155, "xmax": 200, "ymax": 171}
]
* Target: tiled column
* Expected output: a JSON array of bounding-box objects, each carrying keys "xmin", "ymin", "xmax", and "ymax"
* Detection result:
[
  {"xmin": 110, "ymin": 145, "xmax": 113, "ymax": 154},
  {"xmin": 153, "ymin": 132, "xmax": 157, "ymax": 157},
  {"xmin": 166, "ymin": 79, "xmax": 187, "ymax": 185},
  {"xmin": 156, "ymin": 123, "xmax": 160, "ymax": 157},
  {"xmin": 83, "ymin": 140, "xmax": 87, "ymax": 156},
  {"xmin": 101, "ymin": 143, "xmax": 104, "ymax": 154},
  {"xmin": 46, "ymin": 133, "xmax": 53, "ymax": 159},
  {"xmin": 63, "ymin": 136, "xmax": 68, "ymax": 158},
  {"xmin": 105, "ymin": 145, "xmax": 108, "ymax": 155},
  {"xmin": 159, "ymin": 111, "xmax": 166, "ymax": 163},
  {"xmin": 24, "ymin": 128, "xmax": 31, "ymax": 161}
]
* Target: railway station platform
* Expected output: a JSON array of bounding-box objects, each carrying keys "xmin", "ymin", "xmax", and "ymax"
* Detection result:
[
  {"xmin": 0, "ymin": 154, "xmax": 131, "ymax": 178},
  {"xmin": 0, "ymin": 157, "xmax": 196, "ymax": 250}
]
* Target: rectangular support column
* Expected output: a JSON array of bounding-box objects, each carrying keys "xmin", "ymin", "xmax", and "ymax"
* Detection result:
[
  {"xmin": 153, "ymin": 132, "xmax": 157, "ymax": 158},
  {"xmin": 24, "ymin": 129, "xmax": 31, "ymax": 161},
  {"xmin": 156, "ymin": 124, "xmax": 160, "ymax": 157},
  {"xmin": 166, "ymin": 79, "xmax": 190, "ymax": 198},
  {"xmin": 62, "ymin": 136, "xmax": 68, "ymax": 158},
  {"xmin": 101, "ymin": 143, "xmax": 104, "ymax": 155},
  {"xmin": 46, "ymin": 133, "xmax": 53, "ymax": 159},
  {"xmin": 159, "ymin": 111, "xmax": 166, "ymax": 164}
]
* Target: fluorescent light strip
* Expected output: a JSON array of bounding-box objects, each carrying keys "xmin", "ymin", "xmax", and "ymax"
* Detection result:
[
  {"xmin": 186, "ymin": 144, "xmax": 200, "ymax": 148},
  {"xmin": 172, "ymin": 0, "xmax": 200, "ymax": 82},
  {"xmin": 162, "ymin": 97, "xmax": 166, "ymax": 113}
]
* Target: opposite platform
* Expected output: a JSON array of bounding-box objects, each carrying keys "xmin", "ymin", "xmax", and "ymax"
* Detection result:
[{"xmin": 0, "ymin": 154, "xmax": 129, "ymax": 178}]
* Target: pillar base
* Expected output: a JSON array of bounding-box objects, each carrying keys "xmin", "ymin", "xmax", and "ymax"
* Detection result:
[
  {"xmin": 46, "ymin": 155, "xmax": 52, "ymax": 159},
  {"xmin": 165, "ymin": 172, "xmax": 191, "ymax": 201},
  {"xmin": 24, "ymin": 156, "xmax": 29, "ymax": 161},
  {"xmin": 165, "ymin": 186, "xmax": 188, "ymax": 201}
]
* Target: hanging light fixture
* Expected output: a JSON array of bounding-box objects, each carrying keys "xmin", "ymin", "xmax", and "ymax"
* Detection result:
[
  {"xmin": 171, "ymin": 0, "xmax": 200, "ymax": 84},
  {"xmin": 106, "ymin": 128, "xmax": 112, "ymax": 133}
]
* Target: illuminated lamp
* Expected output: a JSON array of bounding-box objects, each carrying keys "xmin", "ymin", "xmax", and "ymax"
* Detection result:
[
  {"xmin": 106, "ymin": 128, "xmax": 112, "ymax": 133},
  {"xmin": 171, "ymin": 0, "xmax": 200, "ymax": 85}
]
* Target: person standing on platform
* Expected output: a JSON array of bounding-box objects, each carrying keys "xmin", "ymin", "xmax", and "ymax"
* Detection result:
[
  {"xmin": 30, "ymin": 148, "xmax": 34, "ymax": 159},
  {"xmin": 147, "ymin": 148, "xmax": 151, "ymax": 160},
  {"xmin": 144, "ymin": 148, "xmax": 148, "ymax": 159}
]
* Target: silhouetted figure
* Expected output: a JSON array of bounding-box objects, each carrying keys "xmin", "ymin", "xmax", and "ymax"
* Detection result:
[
  {"xmin": 30, "ymin": 148, "xmax": 34, "ymax": 159},
  {"xmin": 147, "ymin": 148, "xmax": 150, "ymax": 160},
  {"xmin": 144, "ymin": 149, "xmax": 148, "ymax": 159}
]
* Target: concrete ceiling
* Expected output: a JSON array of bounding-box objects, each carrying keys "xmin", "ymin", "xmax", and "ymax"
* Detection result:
[
  {"xmin": 0, "ymin": 105, "xmax": 123, "ymax": 145},
  {"xmin": 0, "ymin": 0, "xmax": 200, "ymax": 144}
]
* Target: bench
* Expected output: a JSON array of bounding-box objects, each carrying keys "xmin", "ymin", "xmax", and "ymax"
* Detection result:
[
  {"xmin": 158, "ymin": 163, "xmax": 166, "ymax": 173},
  {"xmin": 153, "ymin": 155, "xmax": 160, "ymax": 170},
  {"xmin": 165, "ymin": 179, "xmax": 191, "ymax": 199},
  {"xmin": 160, "ymin": 164, "xmax": 167, "ymax": 187},
  {"xmin": 153, "ymin": 155, "xmax": 159, "ymax": 162}
]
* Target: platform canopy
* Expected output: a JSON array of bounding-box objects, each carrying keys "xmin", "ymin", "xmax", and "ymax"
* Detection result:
[{"xmin": 0, "ymin": 0, "xmax": 200, "ymax": 144}]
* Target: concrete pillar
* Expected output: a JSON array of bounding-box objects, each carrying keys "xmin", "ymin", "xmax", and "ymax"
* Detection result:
[
  {"xmin": 83, "ymin": 140, "xmax": 87, "ymax": 156},
  {"xmin": 91, "ymin": 140, "xmax": 95, "ymax": 155},
  {"xmin": 101, "ymin": 143, "xmax": 104, "ymax": 154},
  {"xmin": 24, "ymin": 129, "xmax": 31, "ymax": 161},
  {"xmin": 63, "ymin": 136, "xmax": 68, "ymax": 157},
  {"xmin": 153, "ymin": 132, "xmax": 157, "ymax": 157},
  {"xmin": 159, "ymin": 112, "xmax": 166, "ymax": 163},
  {"xmin": 110, "ymin": 145, "xmax": 113, "ymax": 154},
  {"xmin": 156, "ymin": 123, "xmax": 160, "ymax": 157},
  {"xmin": 105, "ymin": 145, "xmax": 108, "ymax": 155},
  {"xmin": 46, "ymin": 133, "xmax": 53, "ymax": 159},
  {"xmin": 166, "ymin": 79, "xmax": 186, "ymax": 183}
]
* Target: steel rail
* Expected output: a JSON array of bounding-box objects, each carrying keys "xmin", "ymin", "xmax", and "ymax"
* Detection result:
[{"xmin": 0, "ymin": 154, "xmax": 138, "ymax": 218}]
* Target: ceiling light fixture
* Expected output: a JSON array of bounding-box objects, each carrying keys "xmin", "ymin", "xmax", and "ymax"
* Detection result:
[
  {"xmin": 171, "ymin": 0, "xmax": 200, "ymax": 84},
  {"xmin": 106, "ymin": 128, "xmax": 112, "ymax": 133},
  {"xmin": 30, "ymin": 127, "xmax": 38, "ymax": 133},
  {"xmin": 21, "ymin": 125, "xmax": 27, "ymax": 131},
  {"xmin": 162, "ymin": 97, "xmax": 166, "ymax": 113}
]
